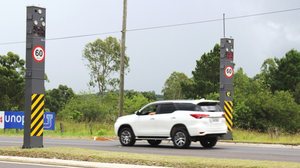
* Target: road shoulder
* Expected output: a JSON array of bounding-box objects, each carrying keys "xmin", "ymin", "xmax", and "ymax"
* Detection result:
[{"xmin": 218, "ymin": 141, "xmax": 300, "ymax": 149}]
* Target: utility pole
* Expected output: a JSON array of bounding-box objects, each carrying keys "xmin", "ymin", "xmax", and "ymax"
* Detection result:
[
  {"xmin": 119, "ymin": 0, "xmax": 127, "ymax": 117},
  {"xmin": 223, "ymin": 13, "xmax": 226, "ymax": 37}
]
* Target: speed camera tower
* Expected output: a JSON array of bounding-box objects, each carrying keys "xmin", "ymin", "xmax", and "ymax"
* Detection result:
[
  {"xmin": 23, "ymin": 6, "xmax": 46, "ymax": 148},
  {"xmin": 220, "ymin": 38, "xmax": 234, "ymax": 140}
]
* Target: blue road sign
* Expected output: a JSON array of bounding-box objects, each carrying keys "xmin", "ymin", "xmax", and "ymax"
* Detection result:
[
  {"xmin": 44, "ymin": 112, "xmax": 55, "ymax": 130},
  {"xmin": 2, "ymin": 111, "xmax": 55, "ymax": 130},
  {"xmin": 4, "ymin": 111, "xmax": 24, "ymax": 129}
]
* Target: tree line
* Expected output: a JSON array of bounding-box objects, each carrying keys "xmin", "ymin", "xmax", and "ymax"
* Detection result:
[
  {"xmin": 1, "ymin": 37, "xmax": 299, "ymax": 133},
  {"xmin": 162, "ymin": 44, "xmax": 300, "ymax": 133}
]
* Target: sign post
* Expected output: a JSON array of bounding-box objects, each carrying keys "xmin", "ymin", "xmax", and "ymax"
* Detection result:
[
  {"xmin": 23, "ymin": 6, "xmax": 46, "ymax": 148},
  {"xmin": 220, "ymin": 38, "xmax": 234, "ymax": 140},
  {"xmin": 0, "ymin": 111, "xmax": 4, "ymax": 129}
]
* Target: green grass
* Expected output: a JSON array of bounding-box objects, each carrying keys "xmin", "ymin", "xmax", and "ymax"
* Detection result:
[
  {"xmin": 0, "ymin": 146, "xmax": 299, "ymax": 168},
  {"xmin": 232, "ymin": 129, "xmax": 300, "ymax": 145},
  {"xmin": 0, "ymin": 120, "xmax": 115, "ymax": 138},
  {"xmin": 44, "ymin": 120, "xmax": 115, "ymax": 138},
  {"xmin": 1, "ymin": 121, "xmax": 300, "ymax": 145}
]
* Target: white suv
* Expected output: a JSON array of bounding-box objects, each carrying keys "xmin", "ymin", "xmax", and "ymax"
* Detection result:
[{"xmin": 114, "ymin": 99, "xmax": 227, "ymax": 148}]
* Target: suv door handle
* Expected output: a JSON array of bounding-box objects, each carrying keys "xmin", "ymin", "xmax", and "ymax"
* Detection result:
[
  {"xmin": 150, "ymin": 118, "xmax": 155, "ymax": 120},
  {"xmin": 171, "ymin": 117, "xmax": 176, "ymax": 119}
]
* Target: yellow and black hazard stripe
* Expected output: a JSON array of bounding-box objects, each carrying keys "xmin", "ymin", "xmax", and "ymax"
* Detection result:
[
  {"xmin": 224, "ymin": 101, "xmax": 233, "ymax": 132},
  {"xmin": 31, "ymin": 94, "xmax": 44, "ymax": 136}
]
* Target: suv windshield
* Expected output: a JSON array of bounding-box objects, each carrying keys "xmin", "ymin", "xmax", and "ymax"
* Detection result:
[{"xmin": 197, "ymin": 102, "xmax": 222, "ymax": 112}]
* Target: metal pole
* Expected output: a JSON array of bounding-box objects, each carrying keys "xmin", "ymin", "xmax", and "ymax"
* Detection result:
[{"xmin": 119, "ymin": 0, "xmax": 127, "ymax": 117}]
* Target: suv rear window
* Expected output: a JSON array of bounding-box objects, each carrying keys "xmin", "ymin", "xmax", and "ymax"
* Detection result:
[
  {"xmin": 157, "ymin": 103, "xmax": 176, "ymax": 114},
  {"xmin": 197, "ymin": 102, "xmax": 222, "ymax": 112}
]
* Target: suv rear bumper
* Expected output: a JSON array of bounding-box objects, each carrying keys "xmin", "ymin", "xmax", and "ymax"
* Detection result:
[{"xmin": 187, "ymin": 124, "xmax": 227, "ymax": 136}]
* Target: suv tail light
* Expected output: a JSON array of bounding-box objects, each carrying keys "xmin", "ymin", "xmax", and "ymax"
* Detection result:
[{"xmin": 190, "ymin": 114, "xmax": 209, "ymax": 119}]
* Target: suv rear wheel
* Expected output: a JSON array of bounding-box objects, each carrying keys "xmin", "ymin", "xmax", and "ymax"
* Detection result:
[
  {"xmin": 119, "ymin": 127, "xmax": 136, "ymax": 146},
  {"xmin": 147, "ymin": 140, "xmax": 162, "ymax": 146},
  {"xmin": 172, "ymin": 127, "xmax": 191, "ymax": 148},
  {"xmin": 200, "ymin": 137, "xmax": 217, "ymax": 148}
]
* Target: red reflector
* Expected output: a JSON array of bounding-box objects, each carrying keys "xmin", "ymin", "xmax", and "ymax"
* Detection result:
[{"xmin": 190, "ymin": 114, "xmax": 209, "ymax": 119}]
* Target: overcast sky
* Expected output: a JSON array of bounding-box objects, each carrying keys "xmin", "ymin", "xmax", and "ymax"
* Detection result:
[{"xmin": 1, "ymin": 0, "xmax": 300, "ymax": 94}]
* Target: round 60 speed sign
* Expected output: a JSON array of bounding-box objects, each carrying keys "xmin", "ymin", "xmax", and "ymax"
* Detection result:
[
  {"xmin": 224, "ymin": 66, "xmax": 234, "ymax": 78},
  {"xmin": 32, "ymin": 46, "xmax": 45, "ymax": 63}
]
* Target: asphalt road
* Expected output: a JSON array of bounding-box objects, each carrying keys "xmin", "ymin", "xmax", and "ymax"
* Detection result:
[{"xmin": 0, "ymin": 136, "xmax": 299, "ymax": 163}]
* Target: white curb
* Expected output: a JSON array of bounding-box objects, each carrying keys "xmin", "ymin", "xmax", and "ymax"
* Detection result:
[{"xmin": 0, "ymin": 156, "xmax": 169, "ymax": 168}]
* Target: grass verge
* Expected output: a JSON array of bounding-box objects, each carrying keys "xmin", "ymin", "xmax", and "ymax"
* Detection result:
[
  {"xmin": 0, "ymin": 146, "xmax": 299, "ymax": 168},
  {"xmin": 232, "ymin": 129, "xmax": 300, "ymax": 145},
  {"xmin": 0, "ymin": 120, "xmax": 115, "ymax": 139}
]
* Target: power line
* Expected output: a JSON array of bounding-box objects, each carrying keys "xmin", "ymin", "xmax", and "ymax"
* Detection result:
[
  {"xmin": 1, "ymin": 7, "xmax": 300, "ymax": 46},
  {"xmin": 0, "ymin": 31, "xmax": 120, "ymax": 45},
  {"xmin": 46, "ymin": 31, "xmax": 120, "ymax": 41},
  {"xmin": 127, "ymin": 7, "xmax": 300, "ymax": 32},
  {"xmin": 127, "ymin": 18, "xmax": 222, "ymax": 32},
  {"xmin": 0, "ymin": 41, "xmax": 26, "ymax": 45},
  {"xmin": 227, "ymin": 7, "xmax": 300, "ymax": 20}
]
